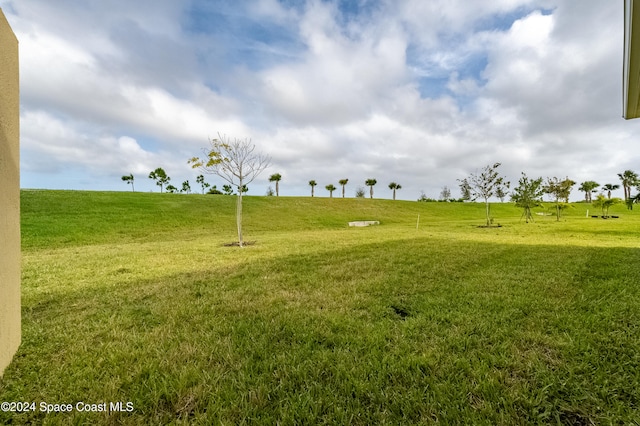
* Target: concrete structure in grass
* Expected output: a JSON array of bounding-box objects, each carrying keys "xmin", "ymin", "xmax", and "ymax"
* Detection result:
[
  {"xmin": 0, "ymin": 8, "xmax": 20, "ymax": 377},
  {"xmin": 348, "ymin": 221, "xmax": 380, "ymax": 227}
]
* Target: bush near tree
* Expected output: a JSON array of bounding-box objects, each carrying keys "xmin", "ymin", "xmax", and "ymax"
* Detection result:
[
  {"xmin": 207, "ymin": 185, "xmax": 223, "ymax": 195},
  {"xmin": 593, "ymin": 194, "xmax": 622, "ymax": 218}
]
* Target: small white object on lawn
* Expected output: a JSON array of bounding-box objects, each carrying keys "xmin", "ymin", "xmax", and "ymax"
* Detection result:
[{"xmin": 348, "ymin": 221, "xmax": 380, "ymax": 227}]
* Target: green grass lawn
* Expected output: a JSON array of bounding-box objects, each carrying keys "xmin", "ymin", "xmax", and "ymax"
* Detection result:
[{"xmin": 2, "ymin": 190, "xmax": 640, "ymax": 424}]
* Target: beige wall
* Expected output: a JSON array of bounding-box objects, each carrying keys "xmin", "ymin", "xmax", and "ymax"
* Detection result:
[{"xmin": 0, "ymin": 8, "xmax": 21, "ymax": 377}]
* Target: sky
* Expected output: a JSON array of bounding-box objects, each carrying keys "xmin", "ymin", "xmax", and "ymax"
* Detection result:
[{"xmin": 1, "ymin": 0, "xmax": 639, "ymax": 201}]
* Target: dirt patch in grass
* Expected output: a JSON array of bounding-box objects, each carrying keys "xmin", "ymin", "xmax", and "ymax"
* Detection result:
[{"xmin": 223, "ymin": 240, "xmax": 257, "ymax": 247}]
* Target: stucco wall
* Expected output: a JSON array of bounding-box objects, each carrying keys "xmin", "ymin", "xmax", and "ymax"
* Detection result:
[{"xmin": 0, "ymin": 8, "xmax": 21, "ymax": 377}]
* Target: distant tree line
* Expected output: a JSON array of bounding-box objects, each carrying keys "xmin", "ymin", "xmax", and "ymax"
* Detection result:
[
  {"xmin": 121, "ymin": 163, "xmax": 640, "ymax": 217},
  {"xmin": 267, "ymin": 176, "xmax": 405, "ymax": 200},
  {"xmin": 120, "ymin": 131, "xmax": 639, "ymax": 246},
  {"xmin": 121, "ymin": 168, "xmax": 249, "ymax": 196},
  {"xmin": 439, "ymin": 164, "xmax": 640, "ymax": 225},
  {"xmin": 122, "ymin": 169, "xmax": 407, "ymax": 200}
]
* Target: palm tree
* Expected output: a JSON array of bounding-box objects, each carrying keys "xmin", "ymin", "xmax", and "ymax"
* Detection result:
[
  {"xmin": 617, "ymin": 170, "xmax": 639, "ymax": 202},
  {"xmin": 593, "ymin": 193, "xmax": 621, "ymax": 217},
  {"xmin": 578, "ymin": 181, "xmax": 599, "ymax": 203},
  {"xmin": 338, "ymin": 179, "xmax": 349, "ymax": 198},
  {"xmin": 365, "ymin": 178, "xmax": 377, "ymax": 199},
  {"xmin": 325, "ymin": 184, "xmax": 336, "ymax": 198},
  {"xmin": 388, "ymin": 182, "xmax": 402, "ymax": 200},
  {"xmin": 269, "ymin": 173, "xmax": 282, "ymax": 197},
  {"xmin": 309, "ymin": 180, "xmax": 317, "ymax": 197},
  {"xmin": 602, "ymin": 183, "xmax": 620, "ymax": 199}
]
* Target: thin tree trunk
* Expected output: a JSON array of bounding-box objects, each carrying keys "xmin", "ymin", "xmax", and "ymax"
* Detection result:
[
  {"xmin": 485, "ymin": 199, "xmax": 490, "ymax": 226},
  {"xmin": 393, "ymin": 189, "xmax": 396, "ymax": 200},
  {"xmin": 237, "ymin": 182, "xmax": 244, "ymax": 247}
]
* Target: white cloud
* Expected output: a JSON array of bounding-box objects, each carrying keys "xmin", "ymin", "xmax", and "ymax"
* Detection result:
[
  {"xmin": 258, "ymin": 1, "xmax": 409, "ymax": 126},
  {"xmin": 3, "ymin": 0, "xmax": 640, "ymax": 199},
  {"xmin": 21, "ymin": 111, "xmax": 157, "ymax": 175}
]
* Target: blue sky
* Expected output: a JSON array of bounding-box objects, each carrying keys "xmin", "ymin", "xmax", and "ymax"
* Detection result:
[{"xmin": 2, "ymin": 0, "xmax": 639, "ymax": 200}]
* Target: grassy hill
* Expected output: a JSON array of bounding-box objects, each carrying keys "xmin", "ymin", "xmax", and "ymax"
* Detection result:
[
  {"xmin": 20, "ymin": 189, "xmax": 628, "ymax": 249},
  {"xmin": 3, "ymin": 190, "xmax": 640, "ymax": 424}
]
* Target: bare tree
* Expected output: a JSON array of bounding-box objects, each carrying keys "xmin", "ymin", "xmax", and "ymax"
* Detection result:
[
  {"xmin": 439, "ymin": 186, "xmax": 451, "ymax": 201},
  {"xmin": 189, "ymin": 134, "xmax": 271, "ymax": 247}
]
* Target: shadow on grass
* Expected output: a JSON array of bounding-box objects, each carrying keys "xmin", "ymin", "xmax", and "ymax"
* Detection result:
[{"xmin": 5, "ymin": 237, "xmax": 640, "ymax": 424}]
